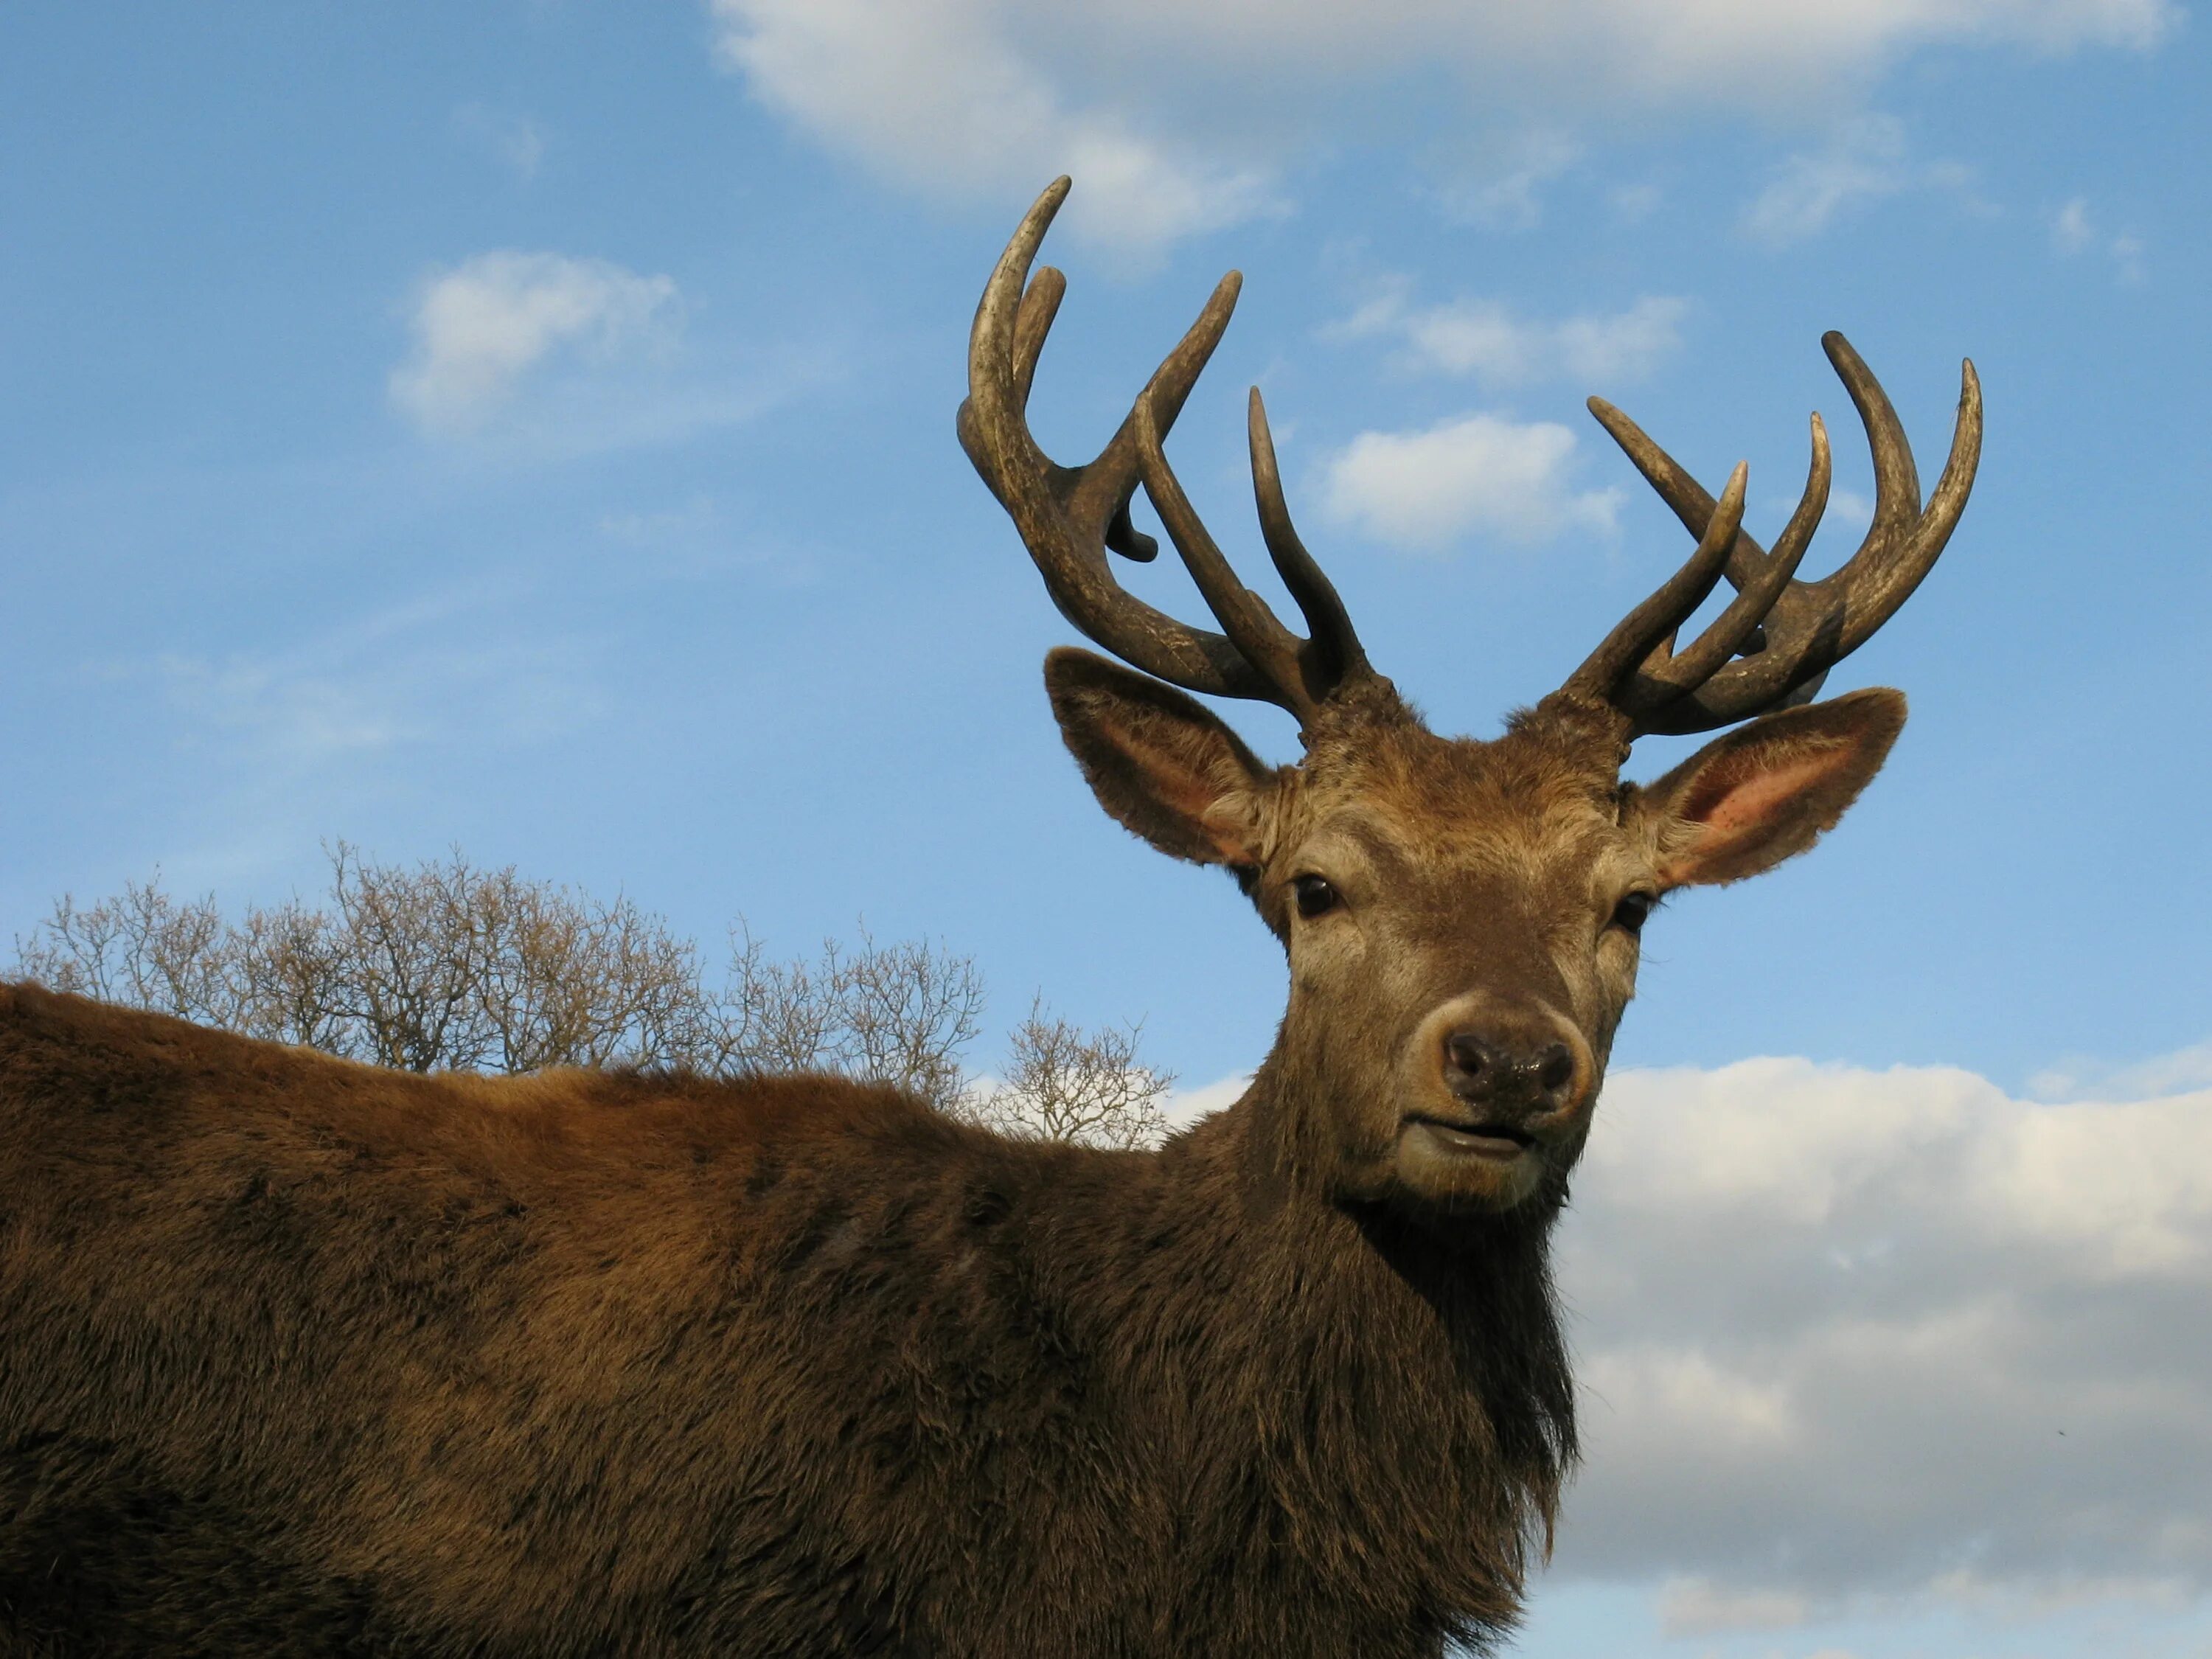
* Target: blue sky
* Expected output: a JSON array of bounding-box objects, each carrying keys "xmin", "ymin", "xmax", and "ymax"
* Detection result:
[{"xmin": 3, "ymin": 4, "xmax": 2208, "ymax": 1653}]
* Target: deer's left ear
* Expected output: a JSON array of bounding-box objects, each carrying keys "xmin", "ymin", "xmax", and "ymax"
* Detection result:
[
  {"xmin": 1044, "ymin": 647, "xmax": 1281, "ymax": 868},
  {"xmin": 1634, "ymin": 688, "xmax": 1906, "ymax": 888}
]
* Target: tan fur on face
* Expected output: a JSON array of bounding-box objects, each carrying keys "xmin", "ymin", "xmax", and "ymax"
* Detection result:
[
  {"xmin": 1048, "ymin": 665, "xmax": 1905, "ymax": 1220},
  {"xmin": 1239, "ymin": 692, "xmax": 1650, "ymax": 1211}
]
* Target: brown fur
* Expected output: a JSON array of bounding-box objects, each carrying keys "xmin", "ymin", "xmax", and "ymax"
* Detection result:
[
  {"xmin": 0, "ymin": 657, "xmax": 1905, "ymax": 1657},
  {"xmin": 0, "ymin": 982, "xmax": 1565, "ymax": 1657}
]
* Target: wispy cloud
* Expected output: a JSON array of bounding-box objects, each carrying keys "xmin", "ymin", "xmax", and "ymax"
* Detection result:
[
  {"xmin": 390, "ymin": 252, "xmax": 681, "ymax": 434},
  {"xmin": 1742, "ymin": 116, "xmax": 1913, "ymax": 246},
  {"xmin": 1609, "ymin": 181, "xmax": 1665, "ymax": 223},
  {"xmin": 710, "ymin": 0, "xmax": 1279, "ymax": 261},
  {"xmin": 2053, "ymin": 195, "xmax": 2098, "ymax": 252},
  {"xmin": 453, "ymin": 104, "xmax": 547, "ymax": 180},
  {"xmin": 1740, "ymin": 115, "xmax": 1996, "ymax": 247},
  {"xmin": 147, "ymin": 583, "xmax": 602, "ymax": 769},
  {"xmin": 2031, "ymin": 1037, "xmax": 2212, "ymax": 1102},
  {"xmin": 1321, "ymin": 413, "xmax": 1621, "ymax": 552},
  {"xmin": 1658, "ymin": 1577, "xmax": 1813, "ymax": 1637},
  {"xmin": 707, "ymin": 0, "xmax": 2175, "ymax": 253},
  {"xmin": 1334, "ymin": 284, "xmax": 1687, "ymax": 386},
  {"xmin": 595, "ymin": 495, "xmax": 821, "ymax": 585},
  {"xmin": 1431, "ymin": 130, "xmax": 1582, "ymax": 230},
  {"xmin": 2051, "ymin": 195, "xmax": 2146, "ymax": 281}
]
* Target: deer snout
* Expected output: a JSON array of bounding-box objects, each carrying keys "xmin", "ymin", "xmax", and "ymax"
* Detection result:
[
  {"xmin": 1391, "ymin": 998, "xmax": 1593, "ymax": 1206},
  {"xmin": 1441, "ymin": 1031, "xmax": 1578, "ymax": 1119}
]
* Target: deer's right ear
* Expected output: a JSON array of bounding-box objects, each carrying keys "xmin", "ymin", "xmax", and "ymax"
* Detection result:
[
  {"xmin": 1045, "ymin": 648, "xmax": 1279, "ymax": 867},
  {"xmin": 1635, "ymin": 686, "xmax": 1907, "ymax": 888}
]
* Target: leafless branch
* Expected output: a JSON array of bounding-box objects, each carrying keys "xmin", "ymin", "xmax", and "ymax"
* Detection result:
[
  {"xmin": 13, "ymin": 860, "xmax": 1168, "ymax": 1150},
  {"xmin": 953, "ymin": 998, "xmax": 1175, "ymax": 1150}
]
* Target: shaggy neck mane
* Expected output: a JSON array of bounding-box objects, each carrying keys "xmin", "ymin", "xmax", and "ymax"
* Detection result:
[{"xmin": 1127, "ymin": 1051, "xmax": 1579, "ymax": 1626}]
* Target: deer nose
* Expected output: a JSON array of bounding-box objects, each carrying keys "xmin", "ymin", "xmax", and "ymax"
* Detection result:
[{"xmin": 1441, "ymin": 1032, "xmax": 1578, "ymax": 1115}]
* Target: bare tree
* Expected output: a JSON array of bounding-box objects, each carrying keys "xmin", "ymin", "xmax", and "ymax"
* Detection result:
[
  {"xmin": 21, "ymin": 882, "xmax": 245, "ymax": 1029},
  {"xmin": 226, "ymin": 897, "xmax": 349, "ymax": 1051},
  {"xmin": 956, "ymin": 998, "xmax": 1175, "ymax": 1150},
  {"xmin": 330, "ymin": 849, "xmax": 709, "ymax": 1074},
  {"xmin": 831, "ymin": 928, "xmax": 987, "ymax": 1110},
  {"xmin": 13, "ymin": 852, "xmax": 1170, "ymax": 1144},
  {"xmin": 698, "ymin": 926, "xmax": 983, "ymax": 1107},
  {"xmin": 711, "ymin": 927, "xmax": 849, "ymax": 1077},
  {"xmin": 321, "ymin": 845, "xmax": 499, "ymax": 1072},
  {"xmin": 15, "ymin": 847, "xmax": 712, "ymax": 1077}
]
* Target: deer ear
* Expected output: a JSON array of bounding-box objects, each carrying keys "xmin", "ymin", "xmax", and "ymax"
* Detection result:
[
  {"xmin": 1045, "ymin": 648, "xmax": 1279, "ymax": 868},
  {"xmin": 1639, "ymin": 688, "xmax": 1907, "ymax": 888}
]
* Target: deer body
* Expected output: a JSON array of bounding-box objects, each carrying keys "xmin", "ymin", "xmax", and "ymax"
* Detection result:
[
  {"xmin": 0, "ymin": 177, "xmax": 1977, "ymax": 1654},
  {"xmin": 1, "ymin": 982, "xmax": 1562, "ymax": 1657}
]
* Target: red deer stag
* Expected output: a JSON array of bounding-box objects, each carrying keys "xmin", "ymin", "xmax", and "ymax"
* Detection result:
[{"xmin": 0, "ymin": 177, "xmax": 1978, "ymax": 1657}]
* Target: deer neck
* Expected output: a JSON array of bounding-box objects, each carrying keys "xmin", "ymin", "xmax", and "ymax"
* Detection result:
[{"xmin": 1144, "ymin": 1062, "xmax": 1578, "ymax": 1599}]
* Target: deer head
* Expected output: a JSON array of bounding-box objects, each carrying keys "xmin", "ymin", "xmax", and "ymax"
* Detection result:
[{"xmin": 960, "ymin": 178, "xmax": 1979, "ymax": 1222}]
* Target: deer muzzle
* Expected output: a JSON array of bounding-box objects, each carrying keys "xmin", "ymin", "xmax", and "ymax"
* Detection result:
[{"xmin": 1389, "ymin": 994, "xmax": 1596, "ymax": 1206}]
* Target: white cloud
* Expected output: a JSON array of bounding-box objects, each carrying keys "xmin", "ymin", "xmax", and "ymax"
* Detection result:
[
  {"xmin": 1161, "ymin": 1071, "xmax": 1251, "ymax": 1133},
  {"xmin": 1321, "ymin": 413, "xmax": 1621, "ymax": 552},
  {"xmin": 711, "ymin": 0, "xmax": 1277, "ymax": 258},
  {"xmin": 1740, "ymin": 115, "xmax": 2004, "ymax": 247},
  {"xmin": 390, "ymin": 252, "xmax": 681, "ymax": 434},
  {"xmin": 1742, "ymin": 115, "xmax": 1916, "ymax": 246},
  {"xmin": 2034, "ymin": 1040, "xmax": 2212, "ymax": 1103},
  {"xmin": 147, "ymin": 583, "xmax": 602, "ymax": 768},
  {"xmin": 2049, "ymin": 195, "xmax": 2146, "ymax": 280},
  {"xmin": 1551, "ymin": 1054, "xmax": 2212, "ymax": 1606},
  {"xmin": 1338, "ymin": 288, "xmax": 1688, "ymax": 386},
  {"xmin": 707, "ymin": 0, "xmax": 2175, "ymax": 251},
  {"xmin": 1659, "ymin": 1576, "xmax": 1812, "ymax": 1636},
  {"xmin": 1432, "ymin": 130, "xmax": 1582, "ymax": 230},
  {"xmin": 453, "ymin": 104, "xmax": 546, "ymax": 179},
  {"xmin": 1405, "ymin": 302, "xmax": 1547, "ymax": 381},
  {"xmin": 1610, "ymin": 182, "xmax": 1664, "ymax": 223}
]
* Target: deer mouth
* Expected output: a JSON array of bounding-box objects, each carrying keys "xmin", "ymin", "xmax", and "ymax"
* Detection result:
[{"xmin": 1399, "ymin": 1114, "xmax": 1536, "ymax": 1161}]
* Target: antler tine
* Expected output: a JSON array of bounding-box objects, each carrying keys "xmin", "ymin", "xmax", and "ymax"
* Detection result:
[
  {"xmin": 961, "ymin": 178, "xmax": 1379, "ymax": 726},
  {"xmin": 1563, "ymin": 462, "xmax": 1747, "ymax": 704},
  {"xmin": 1126, "ymin": 380, "xmax": 1381, "ymax": 723},
  {"xmin": 1009, "ymin": 265, "xmax": 1062, "ymax": 413},
  {"xmin": 1132, "ymin": 389, "xmax": 1317, "ymax": 721},
  {"xmin": 1610, "ymin": 415, "xmax": 1830, "ymax": 721},
  {"xmin": 1248, "ymin": 389, "xmax": 1371, "ymax": 698},
  {"xmin": 1585, "ymin": 395, "xmax": 1775, "ymax": 591},
  {"xmin": 1573, "ymin": 334, "xmax": 1981, "ymax": 737},
  {"xmin": 1815, "ymin": 333, "xmax": 1982, "ymax": 661},
  {"xmin": 958, "ymin": 178, "xmax": 1273, "ymax": 702}
]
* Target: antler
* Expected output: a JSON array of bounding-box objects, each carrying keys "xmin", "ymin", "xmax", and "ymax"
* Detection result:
[
  {"xmin": 1563, "ymin": 333, "xmax": 1981, "ymax": 737},
  {"xmin": 959, "ymin": 177, "xmax": 1371, "ymax": 729}
]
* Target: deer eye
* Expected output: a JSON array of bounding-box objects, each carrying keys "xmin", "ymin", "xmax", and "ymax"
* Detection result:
[
  {"xmin": 1610, "ymin": 891, "xmax": 1658, "ymax": 936},
  {"xmin": 1292, "ymin": 875, "xmax": 1340, "ymax": 919}
]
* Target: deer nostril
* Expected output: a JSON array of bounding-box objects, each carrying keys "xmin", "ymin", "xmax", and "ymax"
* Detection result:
[
  {"xmin": 1537, "ymin": 1045, "xmax": 1575, "ymax": 1096},
  {"xmin": 1444, "ymin": 1034, "xmax": 1491, "ymax": 1077},
  {"xmin": 1443, "ymin": 1031, "xmax": 1576, "ymax": 1107}
]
